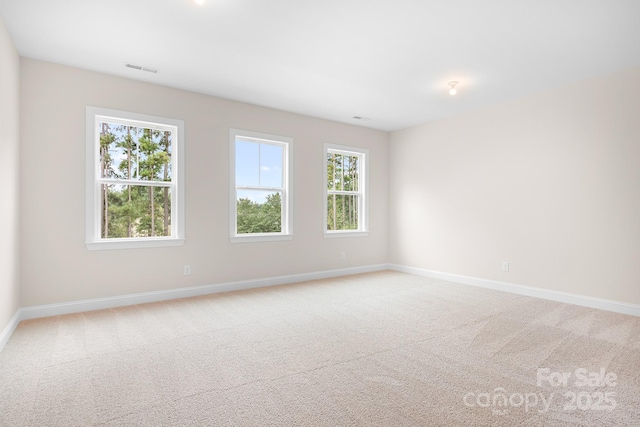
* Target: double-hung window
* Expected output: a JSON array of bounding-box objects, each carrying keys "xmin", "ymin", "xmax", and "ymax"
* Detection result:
[
  {"xmin": 230, "ymin": 129, "xmax": 293, "ymax": 242},
  {"xmin": 86, "ymin": 107, "xmax": 185, "ymax": 250},
  {"xmin": 324, "ymin": 144, "xmax": 368, "ymax": 237}
]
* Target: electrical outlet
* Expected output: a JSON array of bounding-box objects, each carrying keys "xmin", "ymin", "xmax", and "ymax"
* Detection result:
[
  {"xmin": 340, "ymin": 251, "xmax": 346, "ymax": 260},
  {"xmin": 184, "ymin": 265, "xmax": 191, "ymax": 275},
  {"xmin": 502, "ymin": 261, "xmax": 509, "ymax": 272}
]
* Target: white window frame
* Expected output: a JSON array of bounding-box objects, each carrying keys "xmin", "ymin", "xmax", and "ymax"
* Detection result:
[
  {"xmin": 85, "ymin": 106, "xmax": 185, "ymax": 250},
  {"xmin": 324, "ymin": 143, "xmax": 369, "ymax": 238},
  {"xmin": 229, "ymin": 128, "xmax": 293, "ymax": 243}
]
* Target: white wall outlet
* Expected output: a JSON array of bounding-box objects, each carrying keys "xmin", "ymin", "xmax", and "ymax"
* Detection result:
[
  {"xmin": 340, "ymin": 251, "xmax": 346, "ymax": 260},
  {"xmin": 502, "ymin": 261, "xmax": 509, "ymax": 272},
  {"xmin": 184, "ymin": 265, "xmax": 191, "ymax": 275}
]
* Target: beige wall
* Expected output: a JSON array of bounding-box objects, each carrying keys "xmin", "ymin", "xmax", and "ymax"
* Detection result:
[
  {"xmin": 15, "ymin": 56, "xmax": 640, "ymax": 309},
  {"xmin": 0, "ymin": 17, "xmax": 20, "ymax": 329},
  {"xmin": 389, "ymin": 67, "xmax": 640, "ymax": 305},
  {"xmin": 20, "ymin": 58, "xmax": 388, "ymax": 307}
]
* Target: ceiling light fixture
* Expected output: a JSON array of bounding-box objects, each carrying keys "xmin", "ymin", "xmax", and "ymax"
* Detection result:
[
  {"xmin": 448, "ymin": 81, "xmax": 459, "ymax": 95},
  {"xmin": 194, "ymin": 0, "xmax": 205, "ymax": 4}
]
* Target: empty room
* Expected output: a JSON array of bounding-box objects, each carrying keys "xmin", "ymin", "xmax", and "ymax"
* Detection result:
[{"xmin": 1, "ymin": 0, "xmax": 639, "ymax": 425}]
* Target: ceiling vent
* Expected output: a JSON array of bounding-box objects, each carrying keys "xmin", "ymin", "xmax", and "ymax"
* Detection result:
[{"xmin": 125, "ymin": 63, "xmax": 159, "ymax": 74}]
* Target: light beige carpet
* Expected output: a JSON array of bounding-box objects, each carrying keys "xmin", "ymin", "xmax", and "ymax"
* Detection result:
[{"xmin": 1, "ymin": 271, "xmax": 639, "ymax": 426}]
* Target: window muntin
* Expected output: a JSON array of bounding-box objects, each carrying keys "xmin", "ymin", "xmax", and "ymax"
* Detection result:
[
  {"xmin": 230, "ymin": 129, "xmax": 292, "ymax": 242},
  {"xmin": 86, "ymin": 107, "xmax": 185, "ymax": 250},
  {"xmin": 325, "ymin": 144, "xmax": 368, "ymax": 236}
]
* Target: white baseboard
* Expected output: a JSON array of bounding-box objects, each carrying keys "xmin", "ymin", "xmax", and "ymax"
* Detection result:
[
  {"xmin": 18, "ymin": 264, "xmax": 387, "ymax": 322},
  {"xmin": 388, "ymin": 264, "xmax": 640, "ymax": 317},
  {"xmin": 0, "ymin": 310, "xmax": 21, "ymax": 353},
  {"xmin": 4, "ymin": 262, "xmax": 637, "ymax": 353}
]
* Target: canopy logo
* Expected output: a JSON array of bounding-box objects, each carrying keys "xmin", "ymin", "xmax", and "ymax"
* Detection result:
[{"xmin": 463, "ymin": 367, "xmax": 618, "ymax": 416}]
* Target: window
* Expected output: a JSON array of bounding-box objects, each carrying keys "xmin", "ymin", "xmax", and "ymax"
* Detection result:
[
  {"xmin": 86, "ymin": 107, "xmax": 185, "ymax": 250},
  {"xmin": 230, "ymin": 129, "xmax": 293, "ymax": 242},
  {"xmin": 324, "ymin": 144, "xmax": 368, "ymax": 237}
]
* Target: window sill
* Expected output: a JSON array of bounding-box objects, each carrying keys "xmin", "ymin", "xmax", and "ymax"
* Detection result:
[
  {"xmin": 86, "ymin": 237, "xmax": 185, "ymax": 251},
  {"xmin": 324, "ymin": 231, "xmax": 369, "ymax": 238},
  {"xmin": 230, "ymin": 234, "xmax": 294, "ymax": 243}
]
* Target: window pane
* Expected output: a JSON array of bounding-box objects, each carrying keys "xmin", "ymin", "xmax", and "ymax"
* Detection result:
[
  {"xmin": 345, "ymin": 155, "xmax": 359, "ymax": 192},
  {"xmin": 101, "ymin": 184, "xmax": 172, "ymax": 238},
  {"xmin": 335, "ymin": 154, "xmax": 343, "ymax": 191},
  {"xmin": 259, "ymin": 144, "xmax": 283, "ymax": 188},
  {"xmin": 138, "ymin": 129, "xmax": 172, "ymax": 182},
  {"xmin": 327, "ymin": 153, "xmax": 335, "ymax": 190},
  {"xmin": 236, "ymin": 189, "xmax": 282, "ymax": 234},
  {"xmin": 99, "ymin": 122, "xmax": 172, "ymax": 182},
  {"xmin": 326, "ymin": 194, "xmax": 359, "ymax": 231},
  {"xmin": 327, "ymin": 153, "xmax": 359, "ymax": 192},
  {"xmin": 99, "ymin": 123, "xmax": 119, "ymax": 179},
  {"xmin": 236, "ymin": 139, "xmax": 259, "ymax": 186}
]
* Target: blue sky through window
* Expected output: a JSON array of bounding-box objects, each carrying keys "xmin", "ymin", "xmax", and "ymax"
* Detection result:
[{"xmin": 236, "ymin": 138, "xmax": 283, "ymax": 203}]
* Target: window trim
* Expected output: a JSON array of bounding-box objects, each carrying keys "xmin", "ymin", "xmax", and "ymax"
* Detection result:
[
  {"xmin": 85, "ymin": 106, "xmax": 185, "ymax": 250},
  {"xmin": 324, "ymin": 143, "xmax": 369, "ymax": 238},
  {"xmin": 229, "ymin": 128, "xmax": 293, "ymax": 243}
]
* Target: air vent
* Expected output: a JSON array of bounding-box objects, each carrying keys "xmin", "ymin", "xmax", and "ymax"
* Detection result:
[{"xmin": 125, "ymin": 63, "xmax": 159, "ymax": 74}]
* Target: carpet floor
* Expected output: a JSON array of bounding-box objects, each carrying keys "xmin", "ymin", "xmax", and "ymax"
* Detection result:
[{"xmin": 1, "ymin": 271, "xmax": 639, "ymax": 426}]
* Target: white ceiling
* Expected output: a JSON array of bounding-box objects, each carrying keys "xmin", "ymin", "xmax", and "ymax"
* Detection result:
[{"xmin": 1, "ymin": 0, "xmax": 639, "ymax": 131}]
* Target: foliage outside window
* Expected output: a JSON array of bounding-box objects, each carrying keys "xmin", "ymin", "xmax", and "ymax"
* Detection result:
[
  {"xmin": 86, "ymin": 107, "xmax": 184, "ymax": 250},
  {"xmin": 230, "ymin": 129, "xmax": 293, "ymax": 242},
  {"xmin": 325, "ymin": 144, "xmax": 368, "ymax": 236}
]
